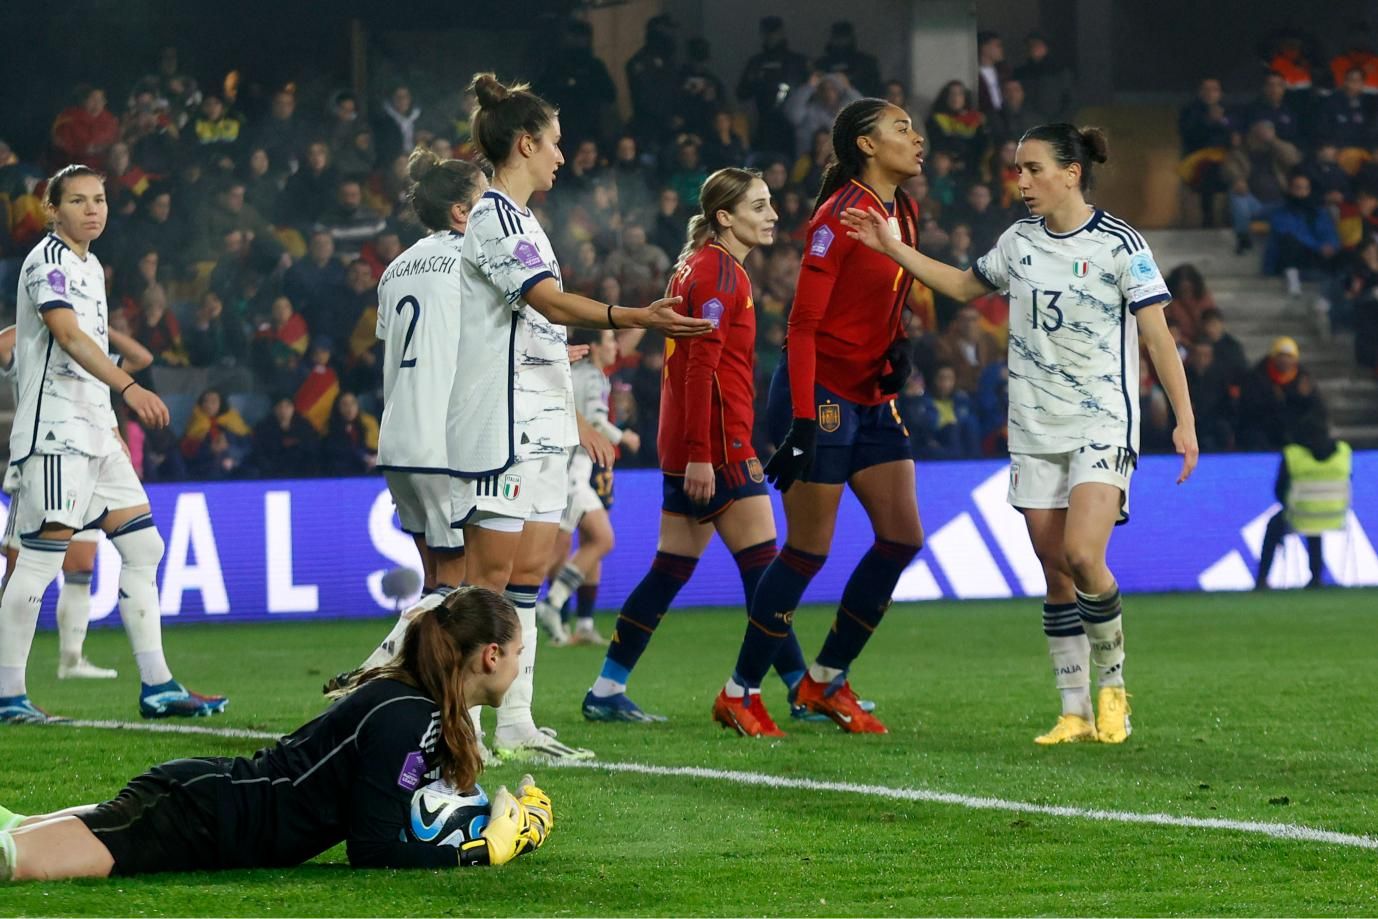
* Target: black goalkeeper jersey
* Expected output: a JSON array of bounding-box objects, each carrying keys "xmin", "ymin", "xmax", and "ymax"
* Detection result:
[{"xmin": 179, "ymin": 678, "xmax": 456, "ymax": 870}]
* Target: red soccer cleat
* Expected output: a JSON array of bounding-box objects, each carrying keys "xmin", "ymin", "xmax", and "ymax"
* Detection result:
[
  {"xmin": 793, "ymin": 673, "xmax": 888, "ymax": 734},
  {"xmin": 711, "ymin": 689, "xmax": 786, "ymax": 738}
]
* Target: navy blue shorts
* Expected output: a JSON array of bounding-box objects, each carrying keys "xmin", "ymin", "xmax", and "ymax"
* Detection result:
[
  {"xmin": 590, "ymin": 462, "xmax": 614, "ymax": 510},
  {"xmin": 662, "ymin": 459, "xmax": 769, "ymax": 522},
  {"xmin": 766, "ymin": 358, "xmax": 912, "ymax": 485}
]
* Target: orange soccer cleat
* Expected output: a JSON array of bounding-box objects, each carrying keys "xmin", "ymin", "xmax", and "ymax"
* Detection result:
[
  {"xmin": 792, "ymin": 673, "xmax": 888, "ymax": 734},
  {"xmin": 711, "ymin": 689, "xmax": 786, "ymax": 738}
]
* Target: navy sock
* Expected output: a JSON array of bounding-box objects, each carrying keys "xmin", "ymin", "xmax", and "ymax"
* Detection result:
[
  {"xmin": 601, "ymin": 552, "xmax": 697, "ymax": 683},
  {"xmin": 1042, "ymin": 601, "xmax": 1082, "ymax": 637},
  {"xmin": 816, "ymin": 540, "xmax": 920, "ymax": 671},
  {"xmin": 733, "ymin": 540, "xmax": 806, "ymax": 687},
  {"xmin": 576, "ymin": 584, "xmax": 598, "ymax": 622},
  {"xmin": 732, "ymin": 545, "xmax": 826, "ymax": 689}
]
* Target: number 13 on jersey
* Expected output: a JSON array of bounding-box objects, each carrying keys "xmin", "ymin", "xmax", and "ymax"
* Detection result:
[{"xmin": 1030, "ymin": 287, "xmax": 1063, "ymax": 333}]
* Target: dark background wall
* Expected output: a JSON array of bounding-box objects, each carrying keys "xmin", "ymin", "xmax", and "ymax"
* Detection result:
[{"xmin": 7, "ymin": 0, "xmax": 1378, "ymax": 161}]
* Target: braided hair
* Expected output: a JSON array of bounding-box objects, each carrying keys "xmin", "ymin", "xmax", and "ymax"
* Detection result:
[
  {"xmin": 804, "ymin": 97, "xmax": 914, "ymax": 223},
  {"xmin": 811, "ymin": 98, "xmax": 919, "ymax": 244}
]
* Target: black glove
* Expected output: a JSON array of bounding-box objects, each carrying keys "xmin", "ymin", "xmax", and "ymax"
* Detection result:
[
  {"xmin": 878, "ymin": 340, "xmax": 912, "ymax": 395},
  {"xmin": 763, "ymin": 418, "xmax": 817, "ymax": 493}
]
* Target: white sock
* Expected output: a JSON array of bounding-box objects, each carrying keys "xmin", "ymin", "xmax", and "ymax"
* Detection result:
[
  {"xmin": 111, "ymin": 526, "xmax": 173, "ymax": 686},
  {"xmin": 358, "ymin": 615, "xmax": 412, "ymax": 672},
  {"xmin": 808, "ymin": 662, "xmax": 844, "ymax": 684},
  {"xmin": 135, "ymin": 650, "xmax": 172, "ymax": 686},
  {"xmin": 0, "ymin": 544, "xmax": 67, "ymax": 696},
  {"xmin": 1047, "ymin": 633, "xmax": 1093, "ymax": 719},
  {"xmin": 1086, "ymin": 618, "xmax": 1125, "ymax": 687},
  {"xmin": 544, "ymin": 563, "xmax": 584, "ymax": 615},
  {"xmin": 1077, "ymin": 586, "xmax": 1125, "ymax": 688},
  {"xmin": 591, "ymin": 676, "xmax": 625, "ymax": 698},
  {"xmin": 495, "ymin": 586, "xmax": 539, "ymax": 739},
  {"xmin": 57, "ymin": 573, "xmax": 93, "ymax": 667},
  {"xmin": 0, "ymin": 828, "xmax": 17, "ymax": 881},
  {"xmin": 723, "ymin": 677, "xmax": 752, "ymax": 699},
  {"xmin": 1284, "ymin": 267, "xmax": 1302, "ymax": 295}
]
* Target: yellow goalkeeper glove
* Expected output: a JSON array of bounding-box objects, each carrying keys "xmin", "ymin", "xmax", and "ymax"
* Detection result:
[{"xmin": 457, "ymin": 777, "xmax": 554, "ymax": 867}]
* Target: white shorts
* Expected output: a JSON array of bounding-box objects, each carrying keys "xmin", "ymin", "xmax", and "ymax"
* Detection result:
[
  {"xmin": 1007, "ymin": 446, "xmax": 1135, "ymax": 523},
  {"xmin": 560, "ymin": 450, "xmax": 604, "ymax": 534},
  {"xmin": 452, "ymin": 452, "xmax": 570, "ymax": 534},
  {"xmin": 9, "ymin": 451, "xmax": 148, "ymax": 543},
  {"xmin": 2, "ymin": 507, "xmax": 100, "ymax": 551},
  {"xmin": 384, "ymin": 471, "xmax": 464, "ymax": 551}
]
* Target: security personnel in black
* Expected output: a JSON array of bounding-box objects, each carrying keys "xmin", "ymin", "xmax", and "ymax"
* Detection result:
[{"xmin": 736, "ymin": 16, "xmax": 810, "ymax": 158}]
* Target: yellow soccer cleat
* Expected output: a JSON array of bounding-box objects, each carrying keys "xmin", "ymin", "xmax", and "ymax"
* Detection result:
[
  {"xmin": 1033, "ymin": 713, "xmax": 1099, "ymax": 745},
  {"xmin": 1096, "ymin": 686, "xmax": 1132, "ymax": 743}
]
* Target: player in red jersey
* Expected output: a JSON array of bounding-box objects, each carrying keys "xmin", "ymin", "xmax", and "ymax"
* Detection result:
[
  {"xmin": 580, "ymin": 168, "xmax": 805, "ymax": 732},
  {"xmin": 719, "ymin": 97, "xmax": 927, "ymax": 735}
]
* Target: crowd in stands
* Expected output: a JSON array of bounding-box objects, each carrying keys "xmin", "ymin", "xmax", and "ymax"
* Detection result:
[
  {"xmin": 1178, "ymin": 30, "xmax": 1378, "ymax": 382},
  {"xmin": 1151, "ymin": 262, "xmax": 1325, "ymax": 452},
  {"xmin": 2, "ymin": 19, "xmax": 1295, "ymax": 481}
]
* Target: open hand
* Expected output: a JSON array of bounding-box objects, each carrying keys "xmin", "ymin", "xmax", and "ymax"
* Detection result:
[
  {"xmin": 841, "ymin": 207, "xmax": 895, "ymax": 255},
  {"xmin": 639, "ymin": 296, "xmax": 711, "ymax": 339}
]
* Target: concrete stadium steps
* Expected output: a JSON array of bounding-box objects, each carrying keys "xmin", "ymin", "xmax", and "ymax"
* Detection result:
[{"xmin": 1145, "ymin": 229, "xmax": 1378, "ymax": 448}]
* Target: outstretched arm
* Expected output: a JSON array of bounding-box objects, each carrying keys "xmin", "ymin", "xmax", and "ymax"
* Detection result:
[
  {"xmin": 522, "ymin": 279, "xmax": 709, "ymax": 339},
  {"xmin": 841, "ymin": 207, "xmax": 990, "ymax": 303}
]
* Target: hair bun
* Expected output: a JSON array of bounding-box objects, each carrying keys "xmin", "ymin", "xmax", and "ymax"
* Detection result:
[
  {"xmin": 469, "ymin": 72, "xmax": 508, "ymax": 108},
  {"xmin": 1080, "ymin": 126, "xmax": 1110, "ymax": 164},
  {"xmin": 407, "ymin": 145, "xmax": 440, "ymax": 183}
]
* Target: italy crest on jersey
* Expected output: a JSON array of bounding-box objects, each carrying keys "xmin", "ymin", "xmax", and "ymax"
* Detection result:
[
  {"xmin": 1073, "ymin": 259, "xmax": 1090, "ymax": 278},
  {"xmin": 501, "ymin": 472, "xmax": 522, "ymax": 500}
]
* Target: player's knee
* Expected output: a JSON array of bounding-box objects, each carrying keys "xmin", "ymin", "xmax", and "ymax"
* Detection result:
[
  {"xmin": 1062, "ymin": 543, "xmax": 1103, "ymax": 582},
  {"xmin": 110, "ymin": 516, "xmax": 164, "ymax": 569}
]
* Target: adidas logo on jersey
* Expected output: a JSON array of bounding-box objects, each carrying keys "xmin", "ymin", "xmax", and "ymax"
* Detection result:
[
  {"xmin": 1093, "ymin": 459, "xmax": 1110, "ymax": 470},
  {"xmin": 1020, "ymin": 255, "xmax": 1033, "ymax": 266}
]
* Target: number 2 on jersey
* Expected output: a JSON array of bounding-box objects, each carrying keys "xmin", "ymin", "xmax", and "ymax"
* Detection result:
[
  {"xmin": 1030, "ymin": 288, "xmax": 1063, "ymax": 333},
  {"xmin": 396, "ymin": 295, "xmax": 421, "ymax": 368}
]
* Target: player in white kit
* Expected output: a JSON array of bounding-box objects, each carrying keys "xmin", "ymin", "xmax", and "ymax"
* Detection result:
[
  {"xmin": 534, "ymin": 328, "xmax": 640, "ymax": 647},
  {"xmin": 841, "ymin": 124, "xmax": 1197, "ymax": 745},
  {"xmin": 449, "ymin": 73, "xmax": 710, "ymax": 759},
  {"xmin": 0, "ymin": 322, "xmax": 152, "ymax": 680},
  {"xmin": 0, "ymin": 166, "xmax": 226, "ymax": 723},
  {"xmin": 332, "ymin": 148, "xmax": 489, "ymax": 685}
]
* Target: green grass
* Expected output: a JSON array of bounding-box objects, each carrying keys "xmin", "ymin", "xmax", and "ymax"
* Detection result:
[{"xmin": 3, "ymin": 590, "xmax": 1378, "ymax": 916}]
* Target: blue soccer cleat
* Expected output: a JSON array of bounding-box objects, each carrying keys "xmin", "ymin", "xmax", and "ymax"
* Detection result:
[
  {"xmin": 788, "ymin": 678, "xmax": 877, "ymax": 722},
  {"xmin": 582, "ymin": 690, "xmax": 666, "ymax": 723},
  {"xmin": 0, "ymin": 694, "xmax": 69, "ymax": 724},
  {"xmin": 140, "ymin": 681, "xmax": 228, "ymax": 719}
]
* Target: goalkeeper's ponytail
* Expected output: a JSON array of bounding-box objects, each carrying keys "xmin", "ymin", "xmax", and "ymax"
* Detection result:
[{"xmin": 366, "ymin": 586, "xmax": 519, "ymax": 792}]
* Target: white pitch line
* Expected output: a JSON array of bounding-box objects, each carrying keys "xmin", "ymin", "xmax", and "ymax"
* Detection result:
[
  {"xmin": 42, "ymin": 719, "xmax": 1378, "ymax": 851},
  {"xmin": 549, "ymin": 760, "xmax": 1378, "ymax": 851},
  {"xmin": 59, "ymin": 719, "xmax": 281, "ymax": 741}
]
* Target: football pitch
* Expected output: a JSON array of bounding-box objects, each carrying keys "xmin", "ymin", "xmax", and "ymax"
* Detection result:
[{"xmin": 3, "ymin": 589, "xmax": 1376, "ymax": 917}]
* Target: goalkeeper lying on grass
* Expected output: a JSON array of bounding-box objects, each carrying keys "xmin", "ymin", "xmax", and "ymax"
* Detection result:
[{"xmin": 0, "ymin": 587, "xmax": 553, "ymax": 880}]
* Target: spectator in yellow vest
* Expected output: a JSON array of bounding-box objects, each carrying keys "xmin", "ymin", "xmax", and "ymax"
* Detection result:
[{"xmin": 1255, "ymin": 415, "xmax": 1352, "ymax": 589}]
